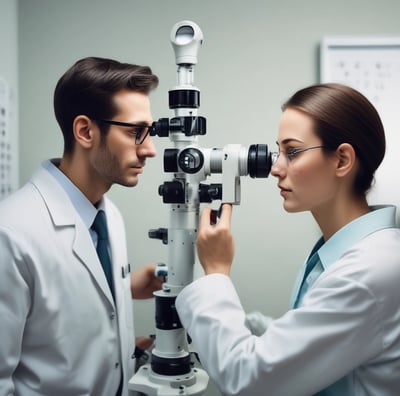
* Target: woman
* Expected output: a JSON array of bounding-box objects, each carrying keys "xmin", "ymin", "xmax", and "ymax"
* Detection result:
[{"xmin": 175, "ymin": 83, "xmax": 400, "ymax": 395}]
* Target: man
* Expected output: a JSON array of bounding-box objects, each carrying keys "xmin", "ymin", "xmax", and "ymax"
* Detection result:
[{"xmin": 0, "ymin": 57, "xmax": 163, "ymax": 395}]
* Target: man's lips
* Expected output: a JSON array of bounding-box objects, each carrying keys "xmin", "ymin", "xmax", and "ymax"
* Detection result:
[{"xmin": 130, "ymin": 162, "xmax": 145, "ymax": 171}]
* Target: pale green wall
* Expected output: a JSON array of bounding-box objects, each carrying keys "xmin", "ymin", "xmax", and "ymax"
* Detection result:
[{"xmin": 16, "ymin": 1, "xmax": 400, "ymax": 395}]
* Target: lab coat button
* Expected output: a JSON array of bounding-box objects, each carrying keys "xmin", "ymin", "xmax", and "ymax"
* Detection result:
[
  {"xmin": 110, "ymin": 312, "xmax": 115, "ymax": 320},
  {"xmin": 115, "ymin": 362, "xmax": 120, "ymax": 369}
]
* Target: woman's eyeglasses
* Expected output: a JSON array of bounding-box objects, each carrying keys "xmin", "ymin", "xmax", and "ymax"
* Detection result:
[{"xmin": 271, "ymin": 145, "xmax": 329, "ymax": 165}]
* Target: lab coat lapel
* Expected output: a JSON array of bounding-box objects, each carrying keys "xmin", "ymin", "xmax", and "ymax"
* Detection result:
[
  {"xmin": 72, "ymin": 221, "xmax": 115, "ymax": 305},
  {"xmin": 31, "ymin": 165, "xmax": 115, "ymax": 306},
  {"xmin": 103, "ymin": 199, "xmax": 126, "ymax": 306}
]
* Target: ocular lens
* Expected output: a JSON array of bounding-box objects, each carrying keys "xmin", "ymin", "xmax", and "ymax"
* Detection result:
[{"xmin": 248, "ymin": 144, "xmax": 272, "ymax": 178}]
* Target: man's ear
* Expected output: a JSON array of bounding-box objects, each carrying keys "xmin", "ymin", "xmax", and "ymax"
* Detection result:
[
  {"xmin": 73, "ymin": 115, "xmax": 95, "ymax": 149},
  {"xmin": 335, "ymin": 143, "xmax": 356, "ymax": 178}
]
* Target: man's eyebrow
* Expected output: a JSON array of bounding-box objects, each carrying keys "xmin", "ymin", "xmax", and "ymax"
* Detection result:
[{"xmin": 126, "ymin": 120, "xmax": 153, "ymax": 126}]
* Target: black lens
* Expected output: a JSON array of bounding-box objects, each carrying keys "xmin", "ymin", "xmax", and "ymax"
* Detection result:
[{"xmin": 248, "ymin": 144, "xmax": 272, "ymax": 178}]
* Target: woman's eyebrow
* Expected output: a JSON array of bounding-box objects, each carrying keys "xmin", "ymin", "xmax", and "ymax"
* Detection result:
[{"xmin": 276, "ymin": 138, "xmax": 304, "ymax": 146}]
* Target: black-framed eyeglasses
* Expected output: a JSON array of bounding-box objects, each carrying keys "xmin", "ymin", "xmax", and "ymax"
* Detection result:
[
  {"xmin": 96, "ymin": 119, "xmax": 155, "ymax": 144},
  {"xmin": 271, "ymin": 145, "xmax": 330, "ymax": 165}
]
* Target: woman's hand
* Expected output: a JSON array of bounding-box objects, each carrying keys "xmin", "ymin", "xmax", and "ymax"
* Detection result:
[{"xmin": 197, "ymin": 204, "xmax": 235, "ymax": 276}]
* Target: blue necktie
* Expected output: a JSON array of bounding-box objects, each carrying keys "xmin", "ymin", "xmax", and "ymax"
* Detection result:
[
  {"xmin": 92, "ymin": 210, "xmax": 114, "ymax": 299},
  {"xmin": 293, "ymin": 251, "xmax": 319, "ymax": 308}
]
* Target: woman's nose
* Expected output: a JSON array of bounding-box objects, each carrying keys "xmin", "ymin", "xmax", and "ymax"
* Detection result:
[{"xmin": 270, "ymin": 154, "xmax": 286, "ymax": 178}]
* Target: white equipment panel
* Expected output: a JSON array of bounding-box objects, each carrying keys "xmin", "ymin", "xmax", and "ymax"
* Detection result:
[{"xmin": 320, "ymin": 36, "xmax": 400, "ymax": 223}]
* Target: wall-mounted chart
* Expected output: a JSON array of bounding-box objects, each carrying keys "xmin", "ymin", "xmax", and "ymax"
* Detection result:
[{"xmin": 0, "ymin": 77, "xmax": 16, "ymax": 200}]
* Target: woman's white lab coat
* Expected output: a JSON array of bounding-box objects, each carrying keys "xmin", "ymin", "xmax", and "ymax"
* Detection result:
[{"xmin": 176, "ymin": 207, "xmax": 400, "ymax": 395}]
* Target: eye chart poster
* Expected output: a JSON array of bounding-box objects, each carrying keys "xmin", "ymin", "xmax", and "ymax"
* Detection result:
[{"xmin": 0, "ymin": 77, "xmax": 15, "ymax": 200}]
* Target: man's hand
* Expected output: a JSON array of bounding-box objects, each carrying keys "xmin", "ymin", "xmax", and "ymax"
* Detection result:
[
  {"xmin": 197, "ymin": 204, "xmax": 235, "ymax": 276},
  {"xmin": 135, "ymin": 336, "xmax": 155, "ymax": 352},
  {"xmin": 131, "ymin": 263, "xmax": 163, "ymax": 299}
]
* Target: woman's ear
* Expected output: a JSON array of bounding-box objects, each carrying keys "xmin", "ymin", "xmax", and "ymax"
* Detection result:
[
  {"xmin": 73, "ymin": 115, "xmax": 95, "ymax": 149},
  {"xmin": 335, "ymin": 143, "xmax": 356, "ymax": 178}
]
